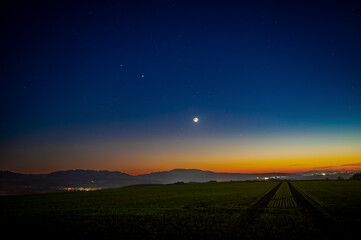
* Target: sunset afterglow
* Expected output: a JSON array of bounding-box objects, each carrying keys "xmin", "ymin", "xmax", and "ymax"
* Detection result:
[{"xmin": 1, "ymin": 1, "xmax": 360, "ymax": 175}]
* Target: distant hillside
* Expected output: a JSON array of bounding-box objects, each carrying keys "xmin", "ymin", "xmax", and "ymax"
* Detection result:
[
  {"xmin": 138, "ymin": 169, "xmax": 282, "ymax": 183},
  {"xmin": 0, "ymin": 168, "xmax": 359, "ymax": 195},
  {"xmin": 0, "ymin": 170, "xmax": 139, "ymax": 195}
]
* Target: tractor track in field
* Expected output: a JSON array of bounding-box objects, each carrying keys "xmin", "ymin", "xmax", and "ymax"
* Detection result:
[
  {"xmin": 240, "ymin": 181, "xmax": 282, "ymax": 220},
  {"xmin": 287, "ymin": 181, "xmax": 338, "ymax": 240},
  {"xmin": 236, "ymin": 181, "xmax": 333, "ymax": 240},
  {"xmin": 242, "ymin": 181, "xmax": 328, "ymax": 221},
  {"xmin": 288, "ymin": 182, "xmax": 331, "ymax": 223}
]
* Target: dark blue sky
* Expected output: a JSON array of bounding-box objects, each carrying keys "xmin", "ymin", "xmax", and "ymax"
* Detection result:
[{"xmin": 1, "ymin": 1, "xmax": 361, "ymax": 173}]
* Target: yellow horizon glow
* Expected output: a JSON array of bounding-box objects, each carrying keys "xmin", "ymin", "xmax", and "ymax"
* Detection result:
[{"xmin": 1, "ymin": 131, "xmax": 361, "ymax": 174}]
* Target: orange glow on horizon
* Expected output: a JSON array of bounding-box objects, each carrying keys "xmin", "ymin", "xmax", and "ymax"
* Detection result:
[
  {"xmin": 121, "ymin": 163, "xmax": 361, "ymax": 176},
  {"xmin": 3, "ymin": 162, "xmax": 361, "ymax": 175},
  {"xmin": 1, "ymin": 130, "xmax": 361, "ymax": 175}
]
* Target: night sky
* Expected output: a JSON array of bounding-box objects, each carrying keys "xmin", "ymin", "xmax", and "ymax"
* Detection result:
[{"xmin": 1, "ymin": 0, "xmax": 361, "ymax": 174}]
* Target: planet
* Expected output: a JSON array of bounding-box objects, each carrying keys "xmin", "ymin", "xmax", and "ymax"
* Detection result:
[{"xmin": 193, "ymin": 117, "xmax": 198, "ymax": 123}]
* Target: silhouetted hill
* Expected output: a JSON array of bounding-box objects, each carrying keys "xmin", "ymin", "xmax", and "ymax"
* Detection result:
[
  {"xmin": 138, "ymin": 169, "xmax": 264, "ymax": 183},
  {"xmin": 350, "ymin": 172, "xmax": 361, "ymax": 180},
  {"xmin": 0, "ymin": 168, "xmax": 359, "ymax": 195},
  {"xmin": 0, "ymin": 170, "xmax": 138, "ymax": 195}
]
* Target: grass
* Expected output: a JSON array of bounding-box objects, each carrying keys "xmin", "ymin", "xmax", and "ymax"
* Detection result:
[
  {"xmin": 291, "ymin": 180, "xmax": 361, "ymax": 216},
  {"xmin": 1, "ymin": 180, "xmax": 360, "ymax": 240},
  {"xmin": 0, "ymin": 181, "xmax": 278, "ymax": 240},
  {"xmin": 291, "ymin": 180, "xmax": 361, "ymax": 237}
]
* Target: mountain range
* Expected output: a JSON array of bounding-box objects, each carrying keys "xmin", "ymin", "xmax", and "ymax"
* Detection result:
[{"xmin": 1, "ymin": 168, "xmax": 359, "ymax": 195}]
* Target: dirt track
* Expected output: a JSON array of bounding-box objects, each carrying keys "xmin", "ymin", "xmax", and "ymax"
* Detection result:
[
  {"xmin": 287, "ymin": 182, "xmax": 329, "ymax": 221},
  {"xmin": 237, "ymin": 181, "xmax": 332, "ymax": 240},
  {"xmin": 241, "ymin": 181, "xmax": 281, "ymax": 220}
]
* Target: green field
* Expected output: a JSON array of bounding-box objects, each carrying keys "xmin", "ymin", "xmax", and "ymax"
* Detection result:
[
  {"xmin": 0, "ymin": 180, "xmax": 360, "ymax": 240},
  {"xmin": 292, "ymin": 180, "xmax": 361, "ymax": 234},
  {"xmin": 0, "ymin": 181, "xmax": 277, "ymax": 240}
]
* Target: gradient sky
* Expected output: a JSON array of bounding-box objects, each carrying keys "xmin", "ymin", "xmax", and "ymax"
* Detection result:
[{"xmin": 1, "ymin": 0, "xmax": 361, "ymax": 174}]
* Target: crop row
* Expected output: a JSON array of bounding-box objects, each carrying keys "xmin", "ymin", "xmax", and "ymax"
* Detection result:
[{"xmin": 268, "ymin": 182, "xmax": 296, "ymax": 208}]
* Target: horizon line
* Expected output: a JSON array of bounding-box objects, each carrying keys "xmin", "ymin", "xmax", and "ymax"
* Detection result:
[{"xmin": 2, "ymin": 167, "xmax": 361, "ymax": 176}]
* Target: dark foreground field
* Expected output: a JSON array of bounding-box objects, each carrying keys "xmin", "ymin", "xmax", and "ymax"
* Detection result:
[{"xmin": 1, "ymin": 180, "xmax": 360, "ymax": 240}]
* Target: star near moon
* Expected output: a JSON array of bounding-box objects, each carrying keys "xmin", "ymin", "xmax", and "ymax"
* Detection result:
[{"xmin": 193, "ymin": 117, "xmax": 198, "ymax": 123}]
